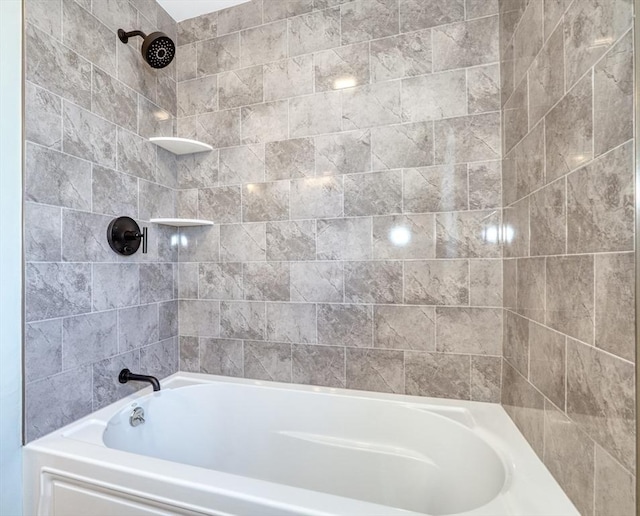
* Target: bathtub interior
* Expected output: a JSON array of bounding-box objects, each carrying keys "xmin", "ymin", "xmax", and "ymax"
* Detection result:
[{"xmin": 102, "ymin": 383, "xmax": 507, "ymax": 515}]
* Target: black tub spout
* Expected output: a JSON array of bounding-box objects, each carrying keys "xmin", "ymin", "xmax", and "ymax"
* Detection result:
[{"xmin": 118, "ymin": 368, "xmax": 161, "ymax": 391}]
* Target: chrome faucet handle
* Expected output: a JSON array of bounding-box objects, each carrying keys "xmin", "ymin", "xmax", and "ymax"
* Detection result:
[{"xmin": 129, "ymin": 407, "xmax": 145, "ymax": 427}]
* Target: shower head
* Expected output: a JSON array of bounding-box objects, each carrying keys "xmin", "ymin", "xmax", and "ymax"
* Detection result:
[{"xmin": 118, "ymin": 29, "xmax": 175, "ymax": 69}]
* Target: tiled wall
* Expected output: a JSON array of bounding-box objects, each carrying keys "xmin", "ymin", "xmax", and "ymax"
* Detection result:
[
  {"xmin": 23, "ymin": 0, "xmax": 180, "ymax": 441},
  {"xmin": 499, "ymin": 0, "xmax": 636, "ymax": 514},
  {"xmin": 174, "ymin": 0, "xmax": 504, "ymax": 401}
]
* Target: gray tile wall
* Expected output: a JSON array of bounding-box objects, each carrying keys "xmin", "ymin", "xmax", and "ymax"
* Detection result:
[
  {"xmin": 24, "ymin": 0, "xmax": 179, "ymax": 441},
  {"xmin": 499, "ymin": 0, "xmax": 636, "ymax": 513},
  {"xmin": 175, "ymin": 0, "xmax": 504, "ymax": 403}
]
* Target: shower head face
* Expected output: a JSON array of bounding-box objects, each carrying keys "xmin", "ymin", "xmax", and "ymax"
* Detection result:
[{"xmin": 141, "ymin": 32, "xmax": 175, "ymax": 69}]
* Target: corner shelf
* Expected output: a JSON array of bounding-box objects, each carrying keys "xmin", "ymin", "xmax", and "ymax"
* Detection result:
[
  {"xmin": 150, "ymin": 218, "xmax": 214, "ymax": 227},
  {"xmin": 149, "ymin": 137, "xmax": 213, "ymax": 155}
]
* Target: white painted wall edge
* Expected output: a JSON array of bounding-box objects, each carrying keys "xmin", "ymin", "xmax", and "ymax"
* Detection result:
[{"xmin": 0, "ymin": 0, "xmax": 23, "ymax": 514}]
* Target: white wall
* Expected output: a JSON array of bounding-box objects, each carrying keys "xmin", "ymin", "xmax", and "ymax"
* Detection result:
[{"xmin": 0, "ymin": 0, "xmax": 23, "ymax": 514}]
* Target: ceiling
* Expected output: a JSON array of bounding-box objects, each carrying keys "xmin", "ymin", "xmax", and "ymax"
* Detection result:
[{"xmin": 157, "ymin": 0, "xmax": 250, "ymax": 22}]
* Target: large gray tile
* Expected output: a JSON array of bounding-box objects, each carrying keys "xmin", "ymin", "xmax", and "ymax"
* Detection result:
[
  {"xmin": 374, "ymin": 305, "xmax": 435, "ymax": 351},
  {"xmin": 179, "ymin": 299, "xmax": 220, "ymax": 337},
  {"xmin": 399, "ymin": 0, "xmax": 464, "ymax": 32},
  {"xmin": 118, "ymin": 304, "xmax": 158, "ymax": 352},
  {"xmin": 244, "ymin": 341, "xmax": 291, "ymax": 382},
  {"xmin": 25, "ymin": 82, "xmax": 62, "ymax": 149},
  {"xmin": 197, "ymin": 33, "xmax": 240, "ymax": 76},
  {"xmin": 220, "ymin": 145, "xmax": 265, "ymax": 185},
  {"xmin": 220, "ymin": 301, "xmax": 265, "ymax": 340},
  {"xmin": 436, "ymin": 210, "xmax": 502, "ymax": 259},
  {"xmin": 266, "ymin": 303, "xmax": 316, "ymax": 343},
  {"xmin": 62, "ymin": 311, "xmax": 117, "ymax": 370},
  {"xmin": 405, "ymin": 351, "xmax": 470, "ymax": 399},
  {"xmin": 436, "ymin": 307, "xmax": 502, "ymax": 355},
  {"xmin": 373, "ymin": 214, "xmax": 435, "ymax": 260},
  {"xmin": 217, "ymin": 0, "xmax": 263, "ymax": 35},
  {"xmin": 92, "ymin": 264, "xmax": 139, "ymax": 311},
  {"xmin": 292, "ymin": 345, "xmax": 345, "ymax": 388},
  {"xmin": 404, "ymin": 260, "xmax": 469, "ymax": 305},
  {"xmin": 344, "ymin": 261, "xmax": 403, "ymax": 304},
  {"xmin": 25, "ymin": 320, "xmax": 62, "ymax": 383},
  {"xmin": 201, "ymin": 338, "xmax": 243, "ymax": 377},
  {"xmin": 340, "ymin": 0, "xmax": 398, "ymax": 45},
  {"xmin": 344, "ymin": 171, "xmax": 402, "ymax": 216},
  {"xmin": 265, "ymin": 138, "xmax": 314, "ymax": 180},
  {"xmin": 342, "ymin": 82, "xmax": 402, "ymax": 130},
  {"xmin": 220, "ymin": 223, "xmax": 266, "ymax": 262},
  {"xmin": 434, "ymin": 113, "xmax": 501, "ymax": 164},
  {"xmin": 530, "ymin": 178, "xmax": 566, "ymax": 256},
  {"xmin": 92, "ymin": 67, "xmax": 137, "ymax": 133},
  {"xmin": 317, "ymin": 218, "xmax": 372, "ymax": 260},
  {"xmin": 346, "ymin": 348, "xmax": 404, "ymax": 394},
  {"xmin": 266, "ymin": 220, "xmax": 316, "ymax": 261},
  {"xmin": 63, "ymin": 102, "xmax": 116, "ymax": 168},
  {"xmin": 432, "ymin": 16, "xmax": 499, "ymax": 72},
  {"xmin": 291, "ymin": 262, "xmax": 343, "ymax": 302},
  {"xmin": 315, "ymin": 130, "xmax": 371, "ymax": 175},
  {"xmin": 314, "ymin": 42, "xmax": 370, "ymax": 92},
  {"xmin": 288, "ymin": 8, "xmax": 340, "ymax": 56},
  {"xmin": 403, "ymin": 165, "xmax": 467, "ymax": 213},
  {"xmin": 199, "ymin": 262, "xmax": 244, "ymax": 300},
  {"xmin": 402, "ymin": 70, "xmax": 466, "ymax": 123},
  {"xmin": 240, "ymin": 20, "xmax": 287, "ymax": 67},
  {"xmin": 290, "ymin": 176, "xmax": 343, "ymax": 219},
  {"xmin": 317, "ymin": 303, "xmax": 373, "ymax": 348},
  {"xmin": 264, "ymin": 55, "xmax": 314, "ymax": 101},
  {"xmin": 370, "ymin": 30, "xmax": 432, "ymax": 82},
  {"xmin": 595, "ymin": 445, "xmax": 636, "ymax": 516},
  {"xmin": 140, "ymin": 338, "xmax": 179, "ymax": 380},
  {"xmin": 24, "ymin": 202, "xmax": 61, "ymax": 262},
  {"xmin": 529, "ymin": 322, "xmax": 566, "ymax": 410},
  {"xmin": 290, "ymin": 91, "xmax": 342, "ymax": 137},
  {"xmin": 242, "ymin": 181, "xmax": 289, "ymax": 222},
  {"xmin": 243, "ymin": 262, "xmax": 290, "ymax": 301},
  {"xmin": 241, "ymin": 100, "xmax": 289, "ymax": 144}
]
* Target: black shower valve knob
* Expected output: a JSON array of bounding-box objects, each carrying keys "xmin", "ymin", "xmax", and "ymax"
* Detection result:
[{"xmin": 107, "ymin": 217, "xmax": 148, "ymax": 256}]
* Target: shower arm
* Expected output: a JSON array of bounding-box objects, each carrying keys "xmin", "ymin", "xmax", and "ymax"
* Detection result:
[{"xmin": 118, "ymin": 29, "xmax": 147, "ymax": 44}]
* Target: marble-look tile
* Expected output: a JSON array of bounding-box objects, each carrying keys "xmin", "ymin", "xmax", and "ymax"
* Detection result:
[
  {"xmin": 264, "ymin": 55, "xmax": 314, "ymax": 101},
  {"xmin": 529, "ymin": 322, "xmax": 566, "ymax": 410},
  {"xmin": 594, "ymin": 31, "xmax": 633, "ymax": 156},
  {"xmin": 502, "ymin": 76, "xmax": 528, "ymax": 154},
  {"xmin": 178, "ymin": 263, "xmax": 198, "ymax": 299},
  {"xmin": 566, "ymin": 339, "xmax": 635, "ymax": 472},
  {"xmin": 288, "ymin": 8, "xmax": 340, "ymax": 56},
  {"xmin": 402, "ymin": 70, "xmax": 466, "ymax": 123},
  {"xmin": 200, "ymin": 338, "xmax": 244, "ymax": 377},
  {"xmin": 178, "ymin": 76, "xmax": 218, "ymax": 116},
  {"xmin": 62, "ymin": 0, "xmax": 115, "ymax": 75},
  {"xmin": 595, "ymin": 253, "xmax": 634, "ymax": 362},
  {"xmin": 373, "ymin": 214, "xmax": 435, "ymax": 260},
  {"xmin": 503, "ymin": 310, "xmax": 529, "ymax": 377},
  {"xmin": 469, "ymin": 259, "xmax": 502, "ymax": 307},
  {"xmin": 197, "ymin": 33, "xmax": 240, "ymax": 76},
  {"xmin": 503, "ymin": 198, "xmax": 529, "ymax": 258},
  {"xmin": 467, "ymin": 64, "xmax": 500, "ymax": 114},
  {"xmin": 25, "ymin": 366, "xmax": 92, "ymax": 441},
  {"xmin": 179, "ymin": 336, "xmax": 200, "ymax": 373},
  {"xmin": 317, "ymin": 218, "xmax": 372, "ymax": 260},
  {"xmin": 528, "ymin": 23, "xmax": 564, "ymax": 127},
  {"xmin": 403, "ymin": 165, "xmax": 467, "ymax": 213},
  {"xmin": 466, "ymin": 0, "xmax": 498, "ymax": 19},
  {"xmin": 374, "ymin": 305, "xmax": 435, "ymax": 351},
  {"xmin": 545, "ymin": 74, "xmax": 593, "ymax": 183},
  {"xmin": 92, "ymin": 67, "xmax": 137, "ymax": 133},
  {"xmin": 547, "ymin": 255, "xmax": 594, "ymax": 344},
  {"xmin": 244, "ymin": 341, "xmax": 291, "ymax": 382},
  {"xmin": 217, "ymin": 0, "xmax": 263, "ymax": 35},
  {"xmin": 242, "ymin": 181, "xmax": 289, "ymax": 222},
  {"xmin": 26, "ymin": 24, "xmax": 91, "ymax": 109},
  {"xmin": 92, "ymin": 166, "xmax": 138, "ymax": 218},
  {"xmin": 500, "ymin": 41, "xmax": 515, "ymax": 107},
  {"xmin": 543, "ymin": 0, "xmax": 571, "ymax": 40},
  {"xmin": 291, "ymin": 262, "xmax": 343, "ymax": 302},
  {"xmin": 342, "ymin": 82, "xmax": 402, "ymax": 130},
  {"xmin": 137, "ymin": 97, "xmax": 173, "ymax": 139},
  {"xmin": 266, "ymin": 138, "xmax": 314, "ymax": 180},
  {"xmin": 220, "ymin": 223, "xmax": 266, "ymax": 262},
  {"xmin": 290, "ymin": 176, "xmax": 343, "ymax": 219},
  {"xmin": 117, "ymin": 38, "xmax": 156, "ymax": 101},
  {"xmin": 219, "ymin": 145, "xmax": 264, "ymax": 185},
  {"xmin": 470, "ymin": 356, "xmax": 501, "ymax": 403},
  {"xmin": 140, "ymin": 263, "xmax": 174, "ymax": 304},
  {"xmin": 404, "ymin": 260, "xmax": 469, "ymax": 305},
  {"xmin": 177, "ymin": 12, "xmax": 218, "ymax": 46},
  {"xmin": 267, "ymin": 303, "xmax": 316, "ymax": 343},
  {"xmin": 178, "ymin": 225, "xmax": 221, "ymax": 263},
  {"xmin": 437, "ymin": 307, "xmax": 502, "ymax": 355},
  {"xmin": 315, "ymin": 130, "xmax": 371, "ymax": 175},
  {"xmin": 240, "ymin": 20, "xmax": 287, "ymax": 67},
  {"xmin": 502, "ymin": 360, "xmax": 545, "ymax": 458},
  {"xmin": 530, "ymin": 179, "xmax": 566, "ymax": 256},
  {"xmin": 371, "ymin": 122, "xmax": 433, "ymax": 170},
  {"xmin": 140, "ymin": 338, "xmax": 179, "ymax": 380},
  {"xmin": 513, "ymin": 0, "xmax": 543, "ymax": 85},
  {"xmin": 436, "ymin": 210, "xmax": 502, "ymax": 259},
  {"xmin": 220, "ymin": 301, "xmax": 265, "ymax": 340},
  {"xmin": 563, "ymin": 0, "xmax": 632, "ymax": 90},
  {"xmin": 26, "ymin": 0, "xmax": 63, "ymax": 39},
  {"xmin": 25, "ymin": 320, "xmax": 62, "ymax": 383},
  {"xmin": 567, "ymin": 141, "xmax": 634, "ymax": 253},
  {"xmin": 25, "ymin": 82, "xmax": 62, "ymax": 149},
  {"xmin": 117, "ymin": 129, "xmax": 155, "ymax": 182},
  {"xmin": 344, "ymin": 171, "xmax": 402, "ymax": 216},
  {"xmin": 61, "ymin": 210, "xmax": 112, "ymax": 262},
  {"xmin": 118, "ymin": 303, "xmax": 158, "ymax": 352},
  {"xmin": 290, "ymin": 91, "xmax": 342, "ymax": 137},
  {"xmin": 198, "ymin": 186, "xmax": 241, "ymax": 224},
  {"xmin": 314, "ymin": 42, "xmax": 370, "ymax": 92},
  {"xmin": 346, "ymin": 348, "xmax": 404, "ymax": 393},
  {"xmin": 543, "ymin": 401, "xmax": 595, "ymax": 516},
  {"xmin": 139, "ymin": 181, "xmax": 175, "ymax": 220},
  {"xmin": 340, "ymin": 0, "xmax": 398, "ymax": 45},
  {"xmin": 317, "ymin": 303, "xmax": 373, "ymax": 348},
  {"xmin": 370, "ymin": 30, "xmax": 432, "ymax": 82},
  {"xmin": 92, "ymin": 264, "xmax": 139, "ymax": 311},
  {"xmin": 514, "ymin": 117, "xmax": 546, "ymax": 202},
  {"xmin": 177, "ymin": 44, "xmax": 197, "ymax": 82},
  {"xmin": 432, "ymin": 16, "xmax": 499, "ymax": 72},
  {"xmin": 595, "ymin": 446, "xmax": 636, "ymax": 516},
  {"xmin": 344, "ymin": 261, "xmax": 403, "ymax": 304},
  {"xmin": 266, "ymin": 220, "xmax": 316, "ymax": 261},
  {"xmin": 516, "ymin": 257, "xmax": 545, "ymax": 323},
  {"xmin": 63, "ymin": 102, "xmax": 116, "ymax": 168},
  {"xmin": 243, "ymin": 262, "xmax": 290, "ymax": 301},
  {"xmin": 199, "ymin": 262, "xmax": 243, "ymax": 300},
  {"xmin": 62, "ymin": 311, "xmax": 117, "ymax": 370},
  {"xmin": 241, "ymin": 100, "xmax": 289, "ymax": 144},
  {"xmin": 406, "ymin": 351, "xmax": 470, "ymax": 399},
  {"xmin": 264, "ymin": 0, "xmax": 314, "ymax": 22},
  {"xmin": 92, "ymin": 349, "xmax": 142, "ymax": 409},
  {"xmin": 178, "ymin": 151, "xmax": 219, "ymax": 188},
  {"xmin": 195, "ymin": 109, "xmax": 241, "ymax": 148},
  {"xmin": 292, "ymin": 345, "xmax": 345, "ymax": 388},
  {"xmin": 177, "ymin": 190, "xmax": 198, "ymax": 219},
  {"xmin": 434, "ymin": 113, "xmax": 501, "ymax": 164},
  {"xmin": 24, "ymin": 202, "xmax": 61, "ymax": 262},
  {"xmin": 503, "ymin": 259, "xmax": 517, "ymax": 311},
  {"xmin": 179, "ymin": 299, "xmax": 220, "ymax": 337},
  {"xmin": 25, "ymin": 262, "xmax": 91, "ymax": 322},
  {"xmin": 399, "ymin": 0, "xmax": 464, "ymax": 32}
]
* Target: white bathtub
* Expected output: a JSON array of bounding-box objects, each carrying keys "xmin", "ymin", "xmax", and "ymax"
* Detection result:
[{"xmin": 23, "ymin": 373, "xmax": 578, "ymax": 516}]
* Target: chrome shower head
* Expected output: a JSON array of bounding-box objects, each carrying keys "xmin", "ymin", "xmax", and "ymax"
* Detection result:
[{"xmin": 118, "ymin": 29, "xmax": 175, "ymax": 69}]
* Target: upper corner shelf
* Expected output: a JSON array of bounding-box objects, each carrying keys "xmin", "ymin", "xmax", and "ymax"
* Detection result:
[
  {"xmin": 150, "ymin": 218, "xmax": 214, "ymax": 227},
  {"xmin": 149, "ymin": 137, "xmax": 213, "ymax": 155}
]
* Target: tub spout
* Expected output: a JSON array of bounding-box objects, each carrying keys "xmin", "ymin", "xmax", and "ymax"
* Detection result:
[{"xmin": 118, "ymin": 368, "xmax": 161, "ymax": 391}]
